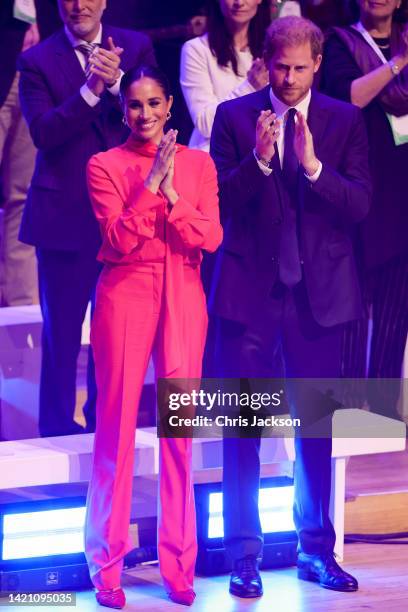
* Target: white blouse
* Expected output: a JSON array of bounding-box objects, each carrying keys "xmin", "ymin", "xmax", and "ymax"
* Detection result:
[{"xmin": 180, "ymin": 33, "xmax": 255, "ymax": 151}]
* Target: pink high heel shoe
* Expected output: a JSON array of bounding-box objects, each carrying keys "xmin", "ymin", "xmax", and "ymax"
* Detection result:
[
  {"xmin": 95, "ymin": 587, "xmax": 126, "ymax": 609},
  {"xmin": 168, "ymin": 589, "xmax": 196, "ymax": 606}
]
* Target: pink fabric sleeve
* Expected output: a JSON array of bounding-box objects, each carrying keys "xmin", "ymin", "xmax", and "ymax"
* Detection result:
[
  {"xmin": 168, "ymin": 154, "xmax": 223, "ymax": 253},
  {"xmin": 87, "ymin": 155, "xmax": 163, "ymax": 255}
]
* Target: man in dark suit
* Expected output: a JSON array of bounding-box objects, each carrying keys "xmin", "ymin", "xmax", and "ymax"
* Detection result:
[
  {"xmin": 210, "ymin": 16, "xmax": 371, "ymax": 596},
  {"xmin": 18, "ymin": 0, "xmax": 156, "ymax": 437}
]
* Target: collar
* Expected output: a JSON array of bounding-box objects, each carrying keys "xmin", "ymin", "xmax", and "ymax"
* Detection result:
[
  {"xmin": 269, "ymin": 87, "xmax": 312, "ymax": 119},
  {"xmin": 64, "ymin": 24, "xmax": 102, "ymax": 48},
  {"xmin": 124, "ymin": 136, "xmax": 187, "ymax": 157}
]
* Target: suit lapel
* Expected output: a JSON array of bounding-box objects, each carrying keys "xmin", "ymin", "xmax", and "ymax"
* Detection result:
[
  {"xmin": 55, "ymin": 27, "xmax": 119, "ymax": 145},
  {"xmin": 306, "ymin": 91, "xmax": 330, "ymax": 160},
  {"xmin": 54, "ymin": 30, "xmax": 87, "ymax": 92}
]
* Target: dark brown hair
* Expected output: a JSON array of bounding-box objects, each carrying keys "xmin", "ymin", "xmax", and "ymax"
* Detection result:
[
  {"xmin": 120, "ymin": 65, "xmax": 171, "ymax": 100},
  {"xmin": 206, "ymin": 0, "xmax": 271, "ymax": 76}
]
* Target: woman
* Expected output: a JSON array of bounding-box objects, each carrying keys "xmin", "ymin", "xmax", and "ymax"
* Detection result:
[
  {"xmin": 321, "ymin": 1, "xmax": 408, "ymax": 418},
  {"xmin": 180, "ymin": 0, "xmax": 271, "ymax": 151},
  {"xmin": 84, "ymin": 65, "xmax": 222, "ymax": 609}
]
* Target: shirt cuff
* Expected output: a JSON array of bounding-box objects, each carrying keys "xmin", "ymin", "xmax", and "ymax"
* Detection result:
[
  {"xmin": 304, "ymin": 160, "xmax": 323, "ymax": 183},
  {"xmin": 107, "ymin": 69, "xmax": 124, "ymax": 96},
  {"xmin": 80, "ymin": 83, "xmax": 100, "ymax": 107},
  {"xmin": 254, "ymin": 150, "xmax": 273, "ymax": 176}
]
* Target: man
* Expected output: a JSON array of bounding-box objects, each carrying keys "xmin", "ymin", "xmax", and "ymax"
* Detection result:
[
  {"xmin": 210, "ymin": 16, "xmax": 371, "ymax": 596},
  {"xmin": 18, "ymin": 0, "xmax": 155, "ymax": 436},
  {"xmin": 0, "ymin": 0, "xmax": 39, "ymax": 306}
]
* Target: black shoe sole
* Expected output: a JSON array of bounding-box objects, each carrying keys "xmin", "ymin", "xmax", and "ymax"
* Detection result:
[
  {"xmin": 297, "ymin": 569, "xmax": 358, "ymax": 592},
  {"xmin": 229, "ymin": 586, "xmax": 263, "ymax": 599}
]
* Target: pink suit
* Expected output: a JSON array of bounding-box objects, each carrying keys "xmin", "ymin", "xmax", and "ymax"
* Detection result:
[{"xmin": 84, "ymin": 139, "xmax": 222, "ymax": 593}]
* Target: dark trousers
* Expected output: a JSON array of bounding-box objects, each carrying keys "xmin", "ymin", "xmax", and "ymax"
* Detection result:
[
  {"xmin": 215, "ymin": 282, "xmax": 341, "ymax": 561},
  {"xmin": 37, "ymin": 248, "xmax": 101, "ymax": 437},
  {"xmin": 342, "ymin": 253, "xmax": 408, "ymax": 418}
]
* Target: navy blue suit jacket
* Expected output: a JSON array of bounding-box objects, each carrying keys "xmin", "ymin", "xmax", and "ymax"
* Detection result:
[
  {"xmin": 209, "ymin": 88, "xmax": 372, "ymax": 328},
  {"xmin": 18, "ymin": 25, "xmax": 156, "ymax": 251}
]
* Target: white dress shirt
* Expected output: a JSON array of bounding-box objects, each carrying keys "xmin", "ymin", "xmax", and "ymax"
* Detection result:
[
  {"xmin": 256, "ymin": 87, "xmax": 322, "ymax": 182},
  {"xmin": 64, "ymin": 25, "xmax": 123, "ymax": 107}
]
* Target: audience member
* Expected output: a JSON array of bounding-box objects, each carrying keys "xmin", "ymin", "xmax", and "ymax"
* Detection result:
[
  {"xmin": 17, "ymin": 0, "xmax": 156, "ymax": 436},
  {"xmin": 322, "ymin": 0, "xmax": 408, "ymax": 419},
  {"xmin": 180, "ymin": 0, "xmax": 271, "ymax": 151}
]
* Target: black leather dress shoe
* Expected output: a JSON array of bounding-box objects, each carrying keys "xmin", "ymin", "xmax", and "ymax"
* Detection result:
[
  {"xmin": 297, "ymin": 552, "xmax": 358, "ymax": 592},
  {"xmin": 229, "ymin": 555, "xmax": 263, "ymax": 598}
]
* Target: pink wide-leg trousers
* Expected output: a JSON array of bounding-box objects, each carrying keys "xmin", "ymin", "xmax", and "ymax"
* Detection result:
[{"xmin": 84, "ymin": 262, "xmax": 207, "ymax": 593}]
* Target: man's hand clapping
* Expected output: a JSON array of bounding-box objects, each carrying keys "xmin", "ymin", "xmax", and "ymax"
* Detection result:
[
  {"xmin": 293, "ymin": 111, "xmax": 320, "ymax": 176},
  {"xmin": 87, "ymin": 37, "xmax": 124, "ymax": 97},
  {"xmin": 255, "ymin": 110, "xmax": 281, "ymax": 165}
]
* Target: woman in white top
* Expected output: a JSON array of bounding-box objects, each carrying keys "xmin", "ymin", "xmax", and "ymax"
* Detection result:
[{"xmin": 180, "ymin": 0, "xmax": 271, "ymax": 151}]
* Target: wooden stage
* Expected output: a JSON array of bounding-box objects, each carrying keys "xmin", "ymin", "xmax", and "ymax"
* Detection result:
[{"xmin": 1, "ymin": 541, "xmax": 402, "ymax": 611}]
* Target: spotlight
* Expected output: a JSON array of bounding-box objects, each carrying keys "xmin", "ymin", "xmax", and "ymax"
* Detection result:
[
  {"xmin": 0, "ymin": 497, "xmax": 91, "ymax": 593},
  {"xmin": 195, "ymin": 476, "xmax": 298, "ymax": 575}
]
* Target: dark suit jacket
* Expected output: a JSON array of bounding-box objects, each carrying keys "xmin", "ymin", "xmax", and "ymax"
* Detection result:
[
  {"xmin": 18, "ymin": 25, "xmax": 156, "ymax": 251},
  {"xmin": 209, "ymin": 88, "xmax": 372, "ymax": 328}
]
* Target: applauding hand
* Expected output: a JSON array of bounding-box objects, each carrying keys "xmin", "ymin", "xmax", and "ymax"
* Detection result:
[
  {"xmin": 293, "ymin": 111, "xmax": 320, "ymax": 176},
  {"xmin": 255, "ymin": 110, "xmax": 281, "ymax": 166},
  {"xmin": 87, "ymin": 37, "xmax": 124, "ymax": 96},
  {"xmin": 145, "ymin": 129, "xmax": 178, "ymax": 204},
  {"xmin": 247, "ymin": 58, "xmax": 269, "ymax": 91}
]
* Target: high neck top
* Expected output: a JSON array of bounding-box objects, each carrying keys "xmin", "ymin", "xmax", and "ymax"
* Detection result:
[{"xmin": 123, "ymin": 136, "xmax": 187, "ymax": 157}]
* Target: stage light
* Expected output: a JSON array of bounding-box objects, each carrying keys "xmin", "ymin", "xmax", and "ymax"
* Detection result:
[
  {"xmin": 3, "ymin": 506, "xmax": 86, "ymax": 561},
  {"xmin": 195, "ymin": 477, "xmax": 298, "ymax": 575},
  {"xmin": 0, "ymin": 497, "xmax": 92, "ymax": 592},
  {"xmin": 207, "ymin": 484, "xmax": 295, "ymax": 540},
  {"xmin": 0, "ymin": 497, "xmax": 158, "ymax": 593}
]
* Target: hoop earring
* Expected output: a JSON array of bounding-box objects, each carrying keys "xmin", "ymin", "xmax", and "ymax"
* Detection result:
[
  {"xmin": 122, "ymin": 115, "xmax": 128, "ymax": 126},
  {"xmin": 166, "ymin": 111, "xmax": 172, "ymax": 120}
]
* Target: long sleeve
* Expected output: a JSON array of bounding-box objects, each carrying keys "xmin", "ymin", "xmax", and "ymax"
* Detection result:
[
  {"xmin": 321, "ymin": 34, "xmax": 363, "ymax": 103},
  {"xmin": 307, "ymin": 105, "xmax": 371, "ymax": 224},
  {"xmin": 168, "ymin": 154, "xmax": 223, "ymax": 252},
  {"xmin": 210, "ymin": 101, "xmax": 272, "ymax": 220},
  {"xmin": 18, "ymin": 51, "xmax": 103, "ymax": 151},
  {"xmin": 180, "ymin": 36, "xmax": 255, "ymax": 141},
  {"xmin": 87, "ymin": 155, "xmax": 163, "ymax": 256}
]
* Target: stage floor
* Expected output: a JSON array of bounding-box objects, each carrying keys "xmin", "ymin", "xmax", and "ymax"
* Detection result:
[
  {"xmin": 0, "ymin": 451, "xmax": 407, "ymax": 611},
  {"xmin": 111, "ymin": 542, "xmax": 408, "ymax": 611},
  {"xmin": 0, "ymin": 541, "xmax": 402, "ymax": 611}
]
